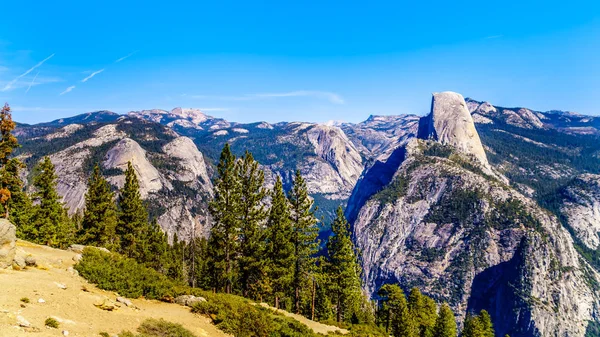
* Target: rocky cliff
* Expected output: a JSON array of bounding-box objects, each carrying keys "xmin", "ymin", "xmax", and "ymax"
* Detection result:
[
  {"xmin": 17, "ymin": 117, "xmax": 213, "ymax": 242},
  {"xmin": 347, "ymin": 93, "xmax": 600, "ymax": 336}
]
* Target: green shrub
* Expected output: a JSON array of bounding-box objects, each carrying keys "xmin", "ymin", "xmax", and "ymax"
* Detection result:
[
  {"xmin": 76, "ymin": 248, "xmax": 321, "ymax": 337},
  {"xmin": 45, "ymin": 317, "xmax": 59, "ymax": 329},
  {"xmin": 20, "ymin": 297, "xmax": 30, "ymax": 304},
  {"xmin": 119, "ymin": 319, "xmax": 197, "ymax": 337},
  {"xmin": 74, "ymin": 247, "xmax": 182, "ymax": 299}
]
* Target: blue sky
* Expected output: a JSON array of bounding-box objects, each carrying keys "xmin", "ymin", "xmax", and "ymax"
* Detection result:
[{"xmin": 1, "ymin": 1, "xmax": 599, "ymax": 124}]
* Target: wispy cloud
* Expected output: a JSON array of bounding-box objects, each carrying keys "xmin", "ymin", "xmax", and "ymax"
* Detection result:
[
  {"xmin": 60, "ymin": 85, "xmax": 76, "ymax": 95},
  {"xmin": 253, "ymin": 91, "xmax": 345, "ymax": 104},
  {"xmin": 81, "ymin": 69, "xmax": 104, "ymax": 82},
  {"xmin": 184, "ymin": 90, "xmax": 345, "ymax": 104},
  {"xmin": 1, "ymin": 53, "xmax": 55, "ymax": 91},
  {"xmin": 484, "ymin": 35, "xmax": 503, "ymax": 40},
  {"xmin": 115, "ymin": 51, "xmax": 137, "ymax": 63},
  {"xmin": 25, "ymin": 71, "xmax": 39, "ymax": 94}
]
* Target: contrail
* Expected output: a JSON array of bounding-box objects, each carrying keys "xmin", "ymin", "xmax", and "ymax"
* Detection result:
[
  {"xmin": 25, "ymin": 71, "xmax": 40, "ymax": 94},
  {"xmin": 2, "ymin": 53, "xmax": 55, "ymax": 91},
  {"xmin": 81, "ymin": 69, "xmax": 104, "ymax": 82}
]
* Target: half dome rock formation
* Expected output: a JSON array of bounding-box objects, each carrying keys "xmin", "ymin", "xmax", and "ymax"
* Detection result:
[{"xmin": 418, "ymin": 92, "xmax": 490, "ymax": 167}]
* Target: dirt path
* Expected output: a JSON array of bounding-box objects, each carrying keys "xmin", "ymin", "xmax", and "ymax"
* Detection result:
[{"xmin": 0, "ymin": 240, "xmax": 229, "ymax": 337}]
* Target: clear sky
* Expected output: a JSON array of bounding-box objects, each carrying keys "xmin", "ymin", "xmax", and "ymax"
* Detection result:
[{"xmin": 1, "ymin": 1, "xmax": 599, "ymax": 125}]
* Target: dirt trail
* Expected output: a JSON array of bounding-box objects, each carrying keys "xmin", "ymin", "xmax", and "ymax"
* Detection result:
[{"xmin": 0, "ymin": 240, "xmax": 229, "ymax": 337}]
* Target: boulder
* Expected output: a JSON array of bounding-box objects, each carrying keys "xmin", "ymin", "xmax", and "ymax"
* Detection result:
[
  {"xmin": 12, "ymin": 254, "xmax": 26, "ymax": 270},
  {"xmin": 68, "ymin": 244, "xmax": 86, "ymax": 253},
  {"xmin": 25, "ymin": 255, "xmax": 36, "ymax": 267},
  {"xmin": 174, "ymin": 295, "xmax": 206, "ymax": 307},
  {"xmin": 0, "ymin": 219, "xmax": 16, "ymax": 269}
]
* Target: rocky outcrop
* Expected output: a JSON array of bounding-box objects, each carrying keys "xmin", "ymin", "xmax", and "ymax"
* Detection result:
[
  {"xmin": 348, "ymin": 139, "xmax": 600, "ymax": 336},
  {"xmin": 418, "ymin": 92, "xmax": 489, "ymax": 167},
  {"xmin": 560, "ymin": 174, "xmax": 600, "ymax": 249},
  {"xmin": 104, "ymin": 138, "xmax": 163, "ymax": 198},
  {"xmin": 0, "ymin": 219, "xmax": 16, "ymax": 269}
]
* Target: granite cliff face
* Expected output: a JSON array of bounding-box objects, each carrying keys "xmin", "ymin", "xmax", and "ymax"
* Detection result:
[
  {"xmin": 347, "ymin": 93, "xmax": 600, "ymax": 336},
  {"xmin": 17, "ymin": 117, "xmax": 213, "ymax": 242}
]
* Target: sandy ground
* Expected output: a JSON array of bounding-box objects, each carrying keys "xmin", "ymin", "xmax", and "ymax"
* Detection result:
[{"xmin": 0, "ymin": 240, "xmax": 229, "ymax": 337}]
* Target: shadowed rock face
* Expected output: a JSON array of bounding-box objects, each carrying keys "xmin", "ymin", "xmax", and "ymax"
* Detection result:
[
  {"xmin": 0, "ymin": 219, "xmax": 16, "ymax": 269},
  {"xmin": 418, "ymin": 92, "xmax": 489, "ymax": 167}
]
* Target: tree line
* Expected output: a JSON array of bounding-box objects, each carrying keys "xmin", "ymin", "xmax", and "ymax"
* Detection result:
[{"xmin": 0, "ymin": 104, "xmax": 505, "ymax": 336}]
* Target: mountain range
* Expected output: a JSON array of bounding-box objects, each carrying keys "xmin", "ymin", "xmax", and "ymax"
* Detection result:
[{"xmin": 13, "ymin": 92, "xmax": 600, "ymax": 336}]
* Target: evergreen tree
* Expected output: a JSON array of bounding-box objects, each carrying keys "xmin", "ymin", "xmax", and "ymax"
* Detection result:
[
  {"xmin": 30, "ymin": 157, "xmax": 73, "ymax": 248},
  {"xmin": 378, "ymin": 284, "xmax": 417, "ymax": 337},
  {"xmin": 288, "ymin": 170, "xmax": 320, "ymax": 314},
  {"xmin": 192, "ymin": 236, "xmax": 212, "ymax": 290},
  {"xmin": 117, "ymin": 161, "xmax": 149, "ymax": 259},
  {"xmin": 461, "ymin": 314, "xmax": 483, "ymax": 337},
  {"xmin": 478, "ymin": 310, "xmax": 494, "ymax": 337},
  {"xmin": 80, "ymin": 165, "xmax": 118, "ymax": 249},
  {"xmin": 326, "ymin": 206, "xmax": 363, "ymax": 323},
  {"xmin": 209, "ymin": 143, "xmax": 241, "ymax": 294},
  {"xmin": 408, "ymin": 288, "xmax": 438, "ymax": 337},
  {"xmin": 433, "ymin": 303, "xmax": 457, "ymax": 337},
  {"xmin": 236, "ymin": 151, "xmax": 268, "ymax": 299},
  {"xmin": 140, "ymin": 219, "xmax": 169, "ymax": 273},
  {"xmin": 4, "ymin": 158, "xmax": 33, "ymax": 233},
  {"xmin": 0, "ymin": 104, "xmax": 26, "ymax": 220},
  {"xmin": 265, "ymin": 176, "xmax": 294, "ymax": 309}
]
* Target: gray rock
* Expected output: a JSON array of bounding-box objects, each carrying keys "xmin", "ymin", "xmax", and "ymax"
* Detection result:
[
  {"xmin": 17, "ymin": 315, "xmax": 31, "ymax": 327},
  {"xmin": 174, "ymin": 295, "xmax": 206, "ymax": 307},
  {"xmin": 72, "ymin": 254, "xmax": 82, "ymax": 263},
  {"xmin": 0, "ymin": 219, "xmax": 16, "ymax": 269},
  {"xmin": 25, "ymin": 255, "xmax": 36, "ymax": 267},
  {"xmin": 12, "ymin": 254, "xmax": 26, "ymax": 270},
  {"xmin": 116, "ymin": 296, "xmax": 133, "ymax": 307},
  {"xmin": 68, "ymin": 244, "xmax": 86, "ymax": 253}
]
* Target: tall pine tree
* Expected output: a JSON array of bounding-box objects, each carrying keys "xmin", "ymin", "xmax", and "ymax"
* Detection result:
[
  {"xmin": 378, "ymin": 284, "xmax": 417, "ymax": 337},
  {"xmin": 288, "ymin": 170, "xmax": 320, "ymax": 314},
  {"xmin": 433, "ymin": 303, "xmax": 457, "ymax": 337},
  {"xmin": 265, "ymin": 175, "xmax": 294, "ymax": 309},
  {"xmin": 80, "ymin": 165, "xmax": 118, "ymax": 249},
  {"xmin": 117, "ymin": 161, "xmax": 149, "ymax": 259},
  {"xmin": 327, "ymin": 205, "xmax": 363, "ymax": 323},
  {"xmin": 29, "ymin": 157, "xmax": 73, "ymax": 248},
  {"xmin": 209, "ymin": 143, "xmax": 241, "ymax": 294},
  {"xmin": 408, "ymin": 287, "xmax": 438, "ymax": 337},
  {"xmin": 237, "ymin": 151, "xmax": 268, "ymax": 299}
]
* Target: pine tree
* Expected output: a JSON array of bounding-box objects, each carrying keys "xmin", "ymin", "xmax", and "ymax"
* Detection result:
[
  {"xmin": 142, "ymin": 219, "xmax": 169, "ymax": 273},
  {"xmin": 30, "ymin": 157, "xmax": 73, "ymax": 248},
  {"xmin": 80, "ymin": 165, "xmax": 118, "ymax": 249},
  {"xmin": 117, "ymin": 161, "xmax": 149, "ymax": 259},
  {"xmin": 209, "ymin": 143, "xmax": 241, "ymax": 294},
  {"xmin": 408, "ymin": 288, "xmax": 438, "ymax": 337},
  {"xmin": 478, "ymin": 310, "xmax": 494, "ymax": 337},
  {"xmin": 288, "ymin": 170, "xmax": 320, "ymax": 314},
  {"xmin": 378, "ymin": 284, "xmax": 417, "ymax": 337},
  {"xmin": 461, "ymin": 314, "xmax": 483, "ymax": 337},
  {"xmin": 433, "ymin": 303, "xmax": 457, "ymax": 337},
  {"xmin": 237, "ymin": 151, "xmax": 268, "ymax": 299},
  {"xmin": 0, "ymin": 104, "xmax": 26, "ymax": 220},
  {"xmin": 327, "ymin": 205, "xmax": 363, "ymax": 323},
  {"xmin": 265, "ymin": 175, "xmax": 294, "ymax": 309},
  {"xmin": 4, "ymin": 158, "xmax": 33, "ymax": 233}
]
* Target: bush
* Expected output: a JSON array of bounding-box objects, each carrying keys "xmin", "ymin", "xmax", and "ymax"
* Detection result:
[
  {"xmin": 119, "ymin": 319, "xmax": 198, "ymax": 337},
  {"xmin": 74, "ymin": 247, "xmax": 182, "ymax": 299},
  {"xmin": 20, "ymin": 297, "xmax": 30, "ymax": 303},
  {"xmin": 45, "ymin": 317, "xmax": 59, "ymax": 328},
  {"xmin": 76, "ymin": 248, "xmax": 320, "ymax": 337},
  {"xmin": 191, "ymin": 296, "xmax": 319, "ymax": 337}
]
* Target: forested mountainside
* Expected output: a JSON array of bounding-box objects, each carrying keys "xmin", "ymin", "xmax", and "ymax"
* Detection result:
[
  {"xmin": 346, "ymin": 92, "xmax": 600, "ymax": 336},
  {"xmin": 15, "ymin": 117, "xmax": 213, "ymax": 241}
]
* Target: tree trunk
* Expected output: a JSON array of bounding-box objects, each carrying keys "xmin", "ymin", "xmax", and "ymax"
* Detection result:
[
  {"xmin": 311, "ymin": 278, "xmax": 316, "ymax": 321},
  {"xmin": 295, "ymin": 286, "xmax": 300, "ymax": 314},
  {"xmin": 275, "ymin": 296, "xmax": 280, "ymax": 310}
]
